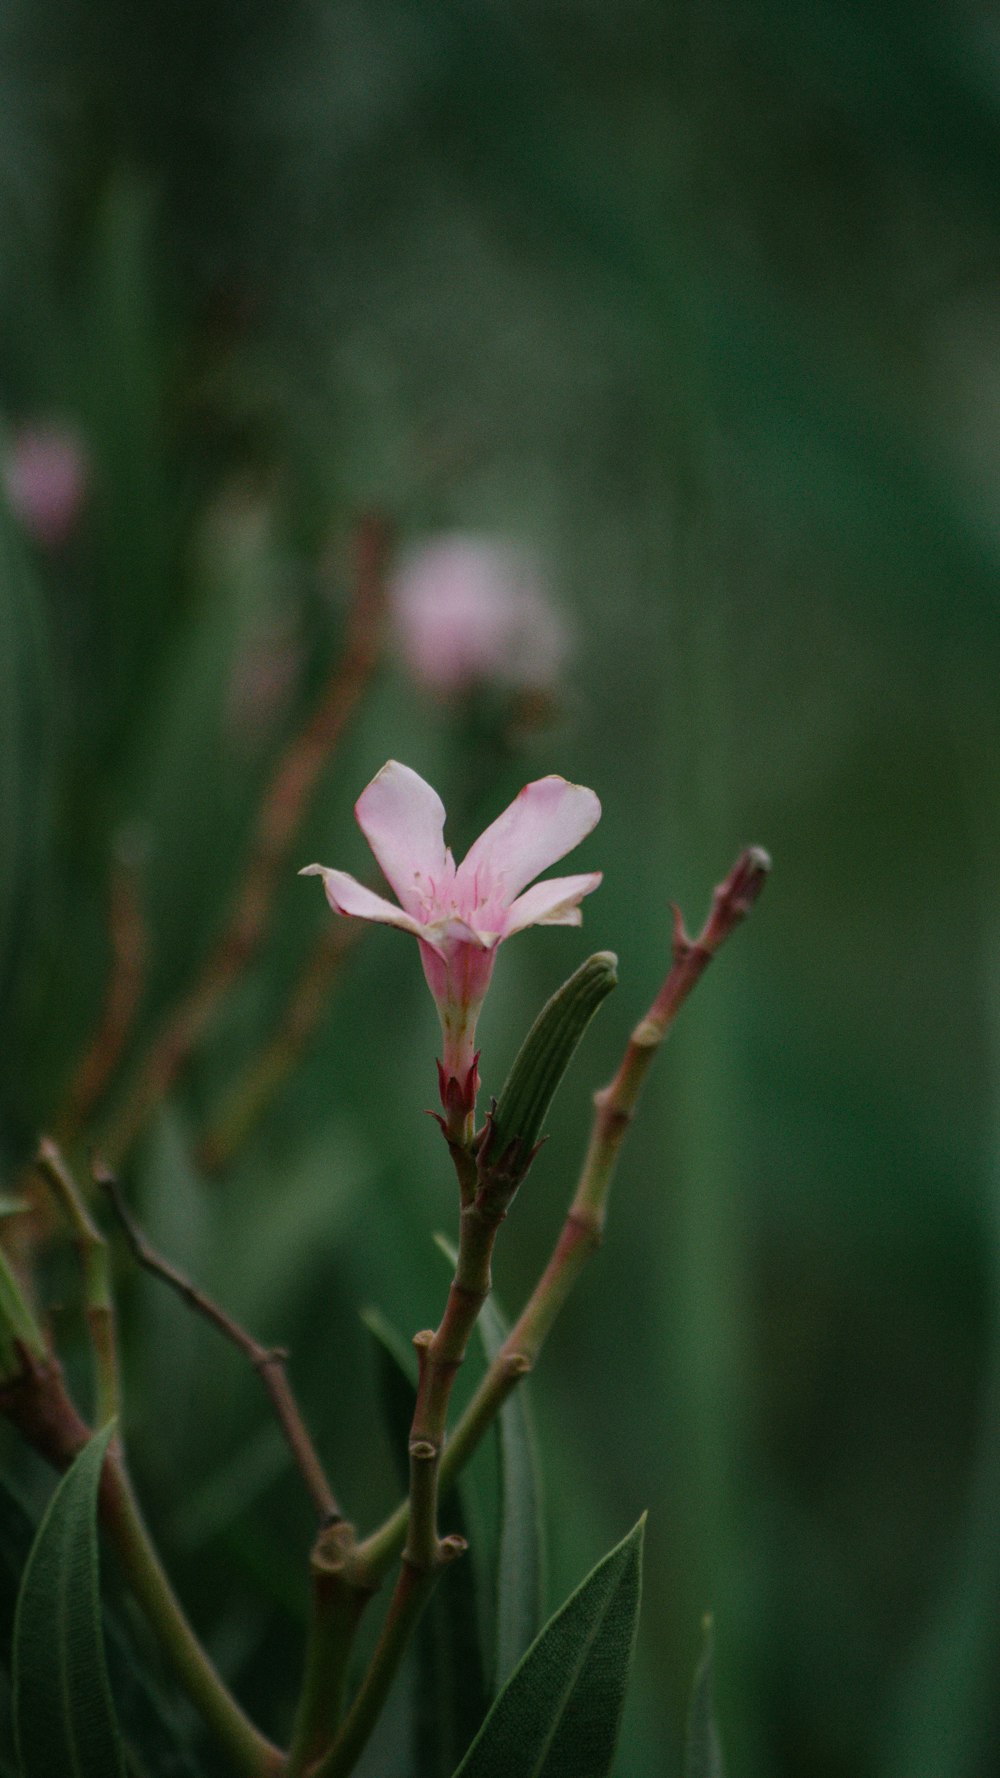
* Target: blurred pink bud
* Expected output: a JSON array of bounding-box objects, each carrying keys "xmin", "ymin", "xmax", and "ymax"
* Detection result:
[
  {"xmin": 226, "ymin": 617, "xmax": 302, "ymax": 749},
  {"xmin": 390, "ymin": 536, "xmax": 569, "ymax": 697},
  {"xmin": 4, "ymin": 423, "xmax": 88, "ymax": 549}
]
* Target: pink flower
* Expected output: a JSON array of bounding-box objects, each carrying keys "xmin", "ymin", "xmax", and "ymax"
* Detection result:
[
  {"xmin": 4, "ymin": 422, "xmax": 88, "ymax": 549},
  {"xmin": 300, "ymin": 761, "xmax": 601, "ymax": 1121},
  {"xmin": 390, "ymin": 536, "xmax": 569, "ymax": 697}
]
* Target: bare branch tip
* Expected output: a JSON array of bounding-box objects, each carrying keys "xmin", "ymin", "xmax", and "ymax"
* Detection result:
[
  {"xmin": 670, "ymin": 902, "xmax": 691, "ymax": 957},
  {"xmin": 716, "ymin": 846, "xmax": 771, "ymax": 926}
]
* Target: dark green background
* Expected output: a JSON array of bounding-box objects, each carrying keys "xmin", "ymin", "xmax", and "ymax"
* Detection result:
[{"xmin": 1, "ymin": 3, "xmax": 998, "ymax": 1774}]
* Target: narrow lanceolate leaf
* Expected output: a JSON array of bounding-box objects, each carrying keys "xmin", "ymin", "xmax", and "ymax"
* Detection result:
[
  {"xmin": 12, "ymin": 1422, "xmax": 125, "ymax": 1778},
  {"xmin": 684, "ymin": 1617, "xmax": 726, "ymax": 1778},
  {"xmin": 451, "ymin": 1515, "xmax": 644, "ymax": 1778},
  {"xmin": 434, "ymin": 1233, "xmax": 546, "ymax": 1692},
  {"xmin": 0, "ymin": 1473, "xmax": 202, "ymax": 1778},
  {"xmin": 484, "ymin": 952, "xmax": 618, "ymax": 1174},
  {"xmin": 482, "ymin": 1292, "xmax": 545, "ymax": 1691}
]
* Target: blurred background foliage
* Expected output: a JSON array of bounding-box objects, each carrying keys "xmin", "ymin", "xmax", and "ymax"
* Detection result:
[{"xmin": 1, "ymin": 1, "xmax": 999, "ymax": 1774}]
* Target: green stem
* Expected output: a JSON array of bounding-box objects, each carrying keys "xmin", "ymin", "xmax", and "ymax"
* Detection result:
[
  {"xmin": 310, "ymin": 1555, "xmax": 457, "ymax": 1778},
  {"xmin": 352, "ymin": 848, "xmax": 770, "ymax": 1589},
  {"xmin": 287, "ymin": 1544, "xmax": 370, "ymax": 1777},
  {"xmin": 36, "ymin": 1140, "xmax": 120, "ymax": 1425},
  {"xmin": 283, "ymin": 851, "xmax": 771, "ymax": 1776},
  {"xmin": 101, "ymin": 1448, "xmax": 285, "ymax": 1777},
  {"xmin": 404, "ymin": 1193, "xmax": 502, "ymax": 1568},
  {"xmin": 301, "ymin": 1179, "xmax": 497, "ymax": 1776}
]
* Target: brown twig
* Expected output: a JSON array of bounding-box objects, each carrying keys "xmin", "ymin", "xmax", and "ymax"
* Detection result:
[
  {"xmin": 95, "ymin": 1162, "xmax": 341, "ymax": 1525},
  {"xmin": 58, "ymin": 857, "xmax": 147, "ymax": 1143},
  {"xmin": 197, "ymin": 915, "xmax": 363, "ymax": 1173},
  {"xmin": 102, "ymin": 514, "xmax": 388, "ymax": 1164}
]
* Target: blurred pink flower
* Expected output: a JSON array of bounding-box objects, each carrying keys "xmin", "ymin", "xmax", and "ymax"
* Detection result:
[
  {"xmin": 301, "ymin": 760, "xmax": 601, "ymax": 1108},
  {"xmin": 4, "ymin": 423, "xmax": 88, "ymax": 549},
  {"xmin": 390, "ymin": 536, "xmax": 569, "ymax": 697}
]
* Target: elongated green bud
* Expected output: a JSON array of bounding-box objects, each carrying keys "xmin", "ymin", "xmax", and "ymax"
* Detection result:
[
  {"xmin": 0, "ymin": 1247, "xmax": 46, "ymax": 1385},
  {"xmin": 483, "ymin": 951, "xmax": 618, "ymax": 1181}
]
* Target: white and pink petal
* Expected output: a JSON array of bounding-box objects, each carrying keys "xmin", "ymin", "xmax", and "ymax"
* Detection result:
[
  {"xmin": 298, "ymin": 865, "xmax": 427, "ymax": 937},
  {"xmin": 501, "ymin": 870, "xmax": 603, "ymax": 938},
  {"xmin": 458, "ymin": 776, "xmax": 601, "ymax": 904},
  {"xmin": 354, "ymin": 761, "xmax": 449, "ymax": 915}
]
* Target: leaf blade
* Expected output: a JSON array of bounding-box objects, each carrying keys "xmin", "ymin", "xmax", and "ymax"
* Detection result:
[
  {"xmin": 12, "ymin": 1423, "xmax": 126, "ymax": 1778},
  {"xmin": 475, "ymin": 1280, "xmax": 546, "ymax": 1690},
  {"xmin": 684, "ymin": 1617, "xmax": 726, "ymax": 1778},
  {"xmin": 451, "ymin": 1515, "xmax": 644, "ymax": 1778}
]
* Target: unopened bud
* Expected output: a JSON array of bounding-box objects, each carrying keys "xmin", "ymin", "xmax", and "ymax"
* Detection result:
[
  {"xmin": 483, "ymin": 951, "xmax": 618, "ymax": 1184},
  {"xmin": 3, "ymin": 422, "xmax": 88, "ymax": 549},
  {"xmin": 390, "ymin": 535, "xmax": 570, "ymax": 698}
]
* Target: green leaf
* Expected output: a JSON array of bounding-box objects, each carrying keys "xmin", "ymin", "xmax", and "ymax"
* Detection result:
[
  {"xmin": 433, "ymin": 1233, "xmax": 546, "ymax": 1692},
  {"xmin": 0, "ymin": 1472, "xmax": 204, "ymax": 1778},
  {"xmin": 0, "ymin": 1479, "xmax": 34, "ymax": 1653},
  {"xmin": 684, "ymin": 1617, "xmax": 726, "ymax": 1778},
  {"xmin": 451, "ymin": 1515, "xmax": 644, "ymax": 1778},
  {"xmin": 480, "ymin": 1292, "xmax": 546, "ymax": 1693},
  {"xmin": 484, "ymin": 952, "xmax": 618, "ymax": 1176},
  {"xmin": 101, "ymin": 1603, "xmax": 206, "ymax": 1778},
  {"xmin": 12, "ymin": 1423, "xmax": 126, "ymax": 1778}
]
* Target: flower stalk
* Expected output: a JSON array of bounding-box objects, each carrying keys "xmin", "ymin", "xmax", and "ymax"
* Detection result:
[{"xmin": 351, "ymin": 846, "xmax": 770, "ymax": 1590}]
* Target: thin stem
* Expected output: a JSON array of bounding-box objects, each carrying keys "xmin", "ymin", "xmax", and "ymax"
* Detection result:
[
  {"xmin": 101, "ymin": 1444, "xmax": 285, "ymax": 1778},
  {"xmin": 352, "ymin": 847, "xmax": 770, "ymax": 1587},
  {"xmin": 311, "ymin": 1544, "xmax": 464, "ymax": 1778},
  {"xmin": 102, "ymin": 514, "xmax": 387, "ymax": 1164},
  {"xmin": 35, "ymin": 1140, "xmax": 120, "ymax": 1425},
  {"xmin": 97, "ymin": 1163, "xmax": 340, "ymax": 1524},
  {"xmin": 299, "ymin": 1167, "xmax": 499, "ymax": 1776},
  {"xmin": 57, "ymin": 855, "xmax": 146, "ymax": 1142},
  {"xmin": 286, "ymin": 1531, "xmax": 372, "ymax": 1778},
  {"xmin": 198, "ymin": 916, "xmax": 363, "ymax": 1173},
  {"xmin": 404, "ymin": 1193, "xmax": 502, "ymax": 1569}
]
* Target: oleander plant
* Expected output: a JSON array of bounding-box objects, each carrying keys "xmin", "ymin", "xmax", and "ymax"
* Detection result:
[
  {"xmin": 3, "ymin": 3, "xmax": 999, "ymax": 1775},
  {"xmin": 0, "ymin": 704, "xmax": 768, "ymax": 1775}
]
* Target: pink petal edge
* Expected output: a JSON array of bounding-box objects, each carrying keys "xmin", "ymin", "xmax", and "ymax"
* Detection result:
[
  {"xmin": 353, "ymin": 761, "xmax": 449, "ymax": 914},
  {"xmin": 298, "ymin": 865, "xmax": 427, "ymax": 937},
  {"xmin": 460, "ymin": 777, "xmax": 601, "ymax": 902},
  {"xmin": 502, "ymin": 871, "xmax": 603, "ymax": 938}
]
